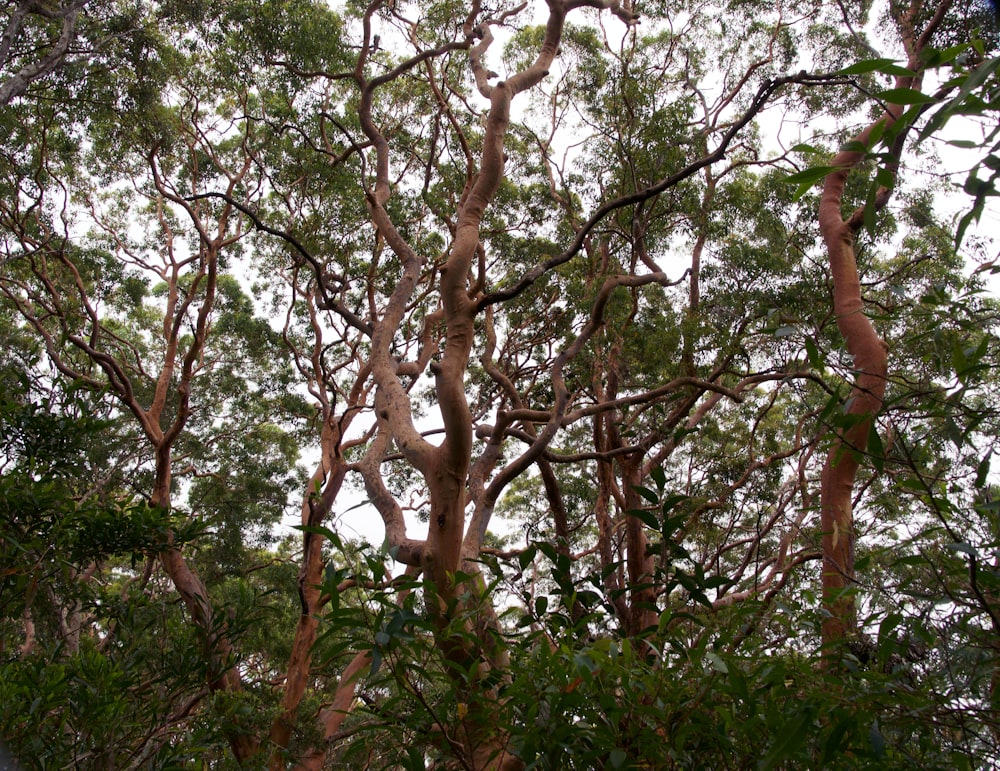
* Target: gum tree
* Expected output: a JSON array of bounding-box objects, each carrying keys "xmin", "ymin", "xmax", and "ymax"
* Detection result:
[{"xmin": 2, "ymin": 0, "xmax": 999, "ymax": 767}]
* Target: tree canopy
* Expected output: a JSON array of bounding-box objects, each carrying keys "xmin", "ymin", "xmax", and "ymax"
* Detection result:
[{"xmin": 2, "ymin": 0, "xmax": 999, "ymax": 768}]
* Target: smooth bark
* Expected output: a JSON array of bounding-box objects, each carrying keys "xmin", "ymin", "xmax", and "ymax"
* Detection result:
[{"xmin": 817, "ymin": 0, "xmax": 951, "ymax": 649}]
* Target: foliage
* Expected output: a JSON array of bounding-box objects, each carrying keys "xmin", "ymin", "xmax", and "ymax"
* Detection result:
[{"xmin": 1, "ymin": 0, "xmax": 999, "ymax": 768}]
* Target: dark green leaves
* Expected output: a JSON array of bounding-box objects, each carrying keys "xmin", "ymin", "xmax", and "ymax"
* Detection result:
[
  {"xmin": 834, "ymin": 59, "xmax": 916, "ymax": 77},
  {"xmin": 877, "ymin": 87, "xmax": 936, "ymax": 105},
  {"xmin": 785, "ymin": 165, "xmax": 837, "ymax": 198}
]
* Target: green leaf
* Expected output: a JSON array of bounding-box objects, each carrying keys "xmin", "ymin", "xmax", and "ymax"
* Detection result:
[
  {"xmin": 705, "ymin": 651, "xmax": 728, "ymax": 674},
  {"xmin": 661, "ymin": 494, "xmax": 690, "ymax": 514},
  {"xmin": 878, "ymin": 612, "xmax": 903, "ymax": 645},
  {"xmin": 728, "ymin": 663, "xmax": 750, "ymax": 704},
  {"xmin": 759, "ymin": 708, "xmax": 812, "ymax": 769},
  {"xmin": 662, "ymin": 512, "xmax": 688, "ymax": 539},
  {"xmin": 874, "ymin": 166, "xmax": 895, "ymax": 189},
  {"xmin": 369, "ymin": 645, "xmax": 383, "ymax": 678},
  {"xmin": 867, "ymin": 429, "xmax": 885, "ymax": 473},
  {"xmin": 975, "ymin": 452, "xmax": 991, "ymax": 488},
  {"xmin": 920, "ymin": 41, "xmax": 972, "ymax": 68},
  {"xmin": 820, "ymin": 717, "xmax": 851, "ymax": 765},
  {"xmin": 919, "ymin": 56, "xmax": 1000, "ymax": 141},
  {"xmin": 627, "ymin": 507, "xmax": 660, "ymax": 530},
  {"xmin": 518, "ymin": 543, "xmax": 537, "ymax": 571},
  {"xmin": 786, "ymin": 164, "xmax": 838, "ymax": 199},
  {"xmin": 834, "ymin": 58, "xmax": 915, "ymax": 77},
  {"xmin": 839, "ymin": 139, "xmax": 869, "ymax": 152},
  {"xmin": 867, "ymin": 117, "xmax": 887, "ymax": 148},
  {"xmin": 952, "ymin": 339, "xmax": 968, "ymax": 375},
  {"xmin": 878, "ymin": 87, "xmax": 935, "ymax": 104},
  {"xmin": 804, "ymin": 337, "xmax": 825, "ymax": 370},
  {"xmin": 869, "ymin": 720, "xmax": 885, "ymax": 758},
  {"xmin": 784, "ymin": 166, "xmax": 836, "ymax": 186},
  {"xmin": 293, "ymin": 523, "xmax": 343, "ymax": 549},
  {"xmin": 633, "ymin": 484, "xmax": 660, "ymax": 505}
]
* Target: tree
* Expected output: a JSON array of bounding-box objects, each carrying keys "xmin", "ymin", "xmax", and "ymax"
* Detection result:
[
  {"xmin": 0, "ymin": 0, "xmax": 88, "ymax": 105},
  {"xmin": 815, "ymin": 0, "xmax": 948, "ymax": 650},
  {"xmin": 1, "ymin": 0, "xmax": 999, "ymax": 767}
]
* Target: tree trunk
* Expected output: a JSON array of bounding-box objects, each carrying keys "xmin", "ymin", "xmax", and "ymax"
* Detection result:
[
  {"xmin": 816, "ymin": 0, "xmax": 951, "ymax": 650},
  {"xmin": 817, "ymin": 132, "xmax": 891, "ymax": 648}
]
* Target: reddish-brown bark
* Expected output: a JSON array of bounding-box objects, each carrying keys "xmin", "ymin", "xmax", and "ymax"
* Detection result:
[
  {"xmin": 817, "ymin": 146, "xmax": 892, "ymax": 644},
  {"xmin": 5, "ymin": 148, "xmax": 264, "ymax": 758},
  {"xmin": 267, "ymin": 449, "xmax": 348, "ymax": 763},
  {"xmin": 817, "ymin": 0, "xmax": 952, "ymax": 650},
  {"xmin": 349, "ymin": 3, "xmax": 640, "ymax": 766}
]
